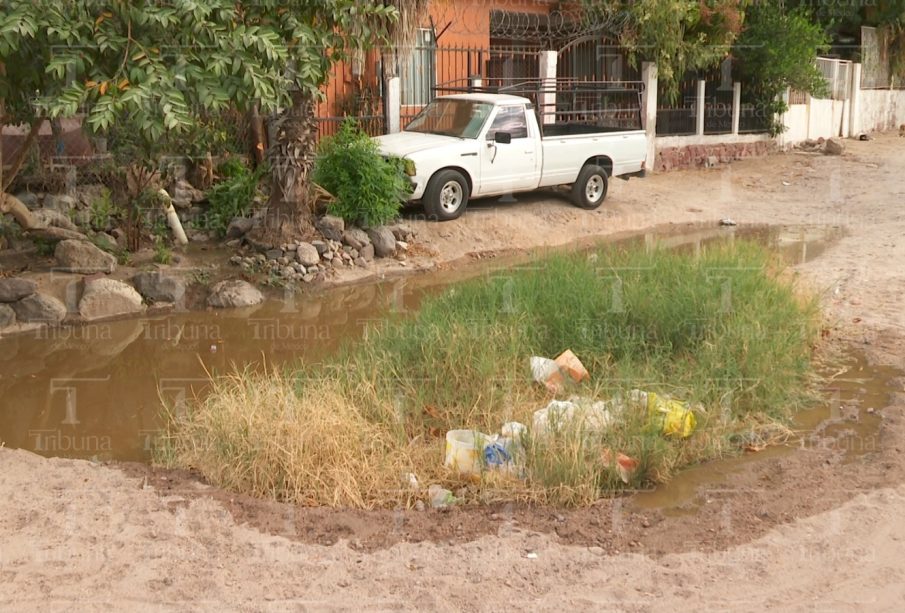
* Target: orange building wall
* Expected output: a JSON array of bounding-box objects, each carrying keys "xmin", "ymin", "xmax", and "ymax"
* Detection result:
[{"xmin": 318, "ymin": 0, "xmax": 558, "ymax": 136}]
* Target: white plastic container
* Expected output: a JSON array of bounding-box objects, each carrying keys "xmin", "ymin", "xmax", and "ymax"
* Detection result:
[{"xmin": 444, "ymin": 429, "xmax": 488, "ymax": 475}]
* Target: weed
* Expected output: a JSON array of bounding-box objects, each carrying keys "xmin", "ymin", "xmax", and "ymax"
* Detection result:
[
  {"xmin": 313, "ymin": 120, "xmax": 409, "ymax": 228},
  {"xmin": 203, "ymin": 158, "xmax": 266, "ymax": 237},
  {"xmin": 160, "ymin": 242, "xmax": 821, "ymax": 508}
]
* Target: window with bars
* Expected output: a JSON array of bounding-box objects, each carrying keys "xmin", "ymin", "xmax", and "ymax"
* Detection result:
[{"xmin": 402, "ymin": 29, "xmax": 436, "ymax": 106}]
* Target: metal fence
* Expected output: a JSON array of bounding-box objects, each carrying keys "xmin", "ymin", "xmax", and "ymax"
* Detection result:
[
  {"xmin": 655, "ymin": 78, "xmax": 699, "ymax": 136},
  {"xmin": 816, "ymin": 57, "xmax": 852, "ymax": 100},
  {"xmin": 861, "ymin": 26, "xmax": 898, "ymax": 90},
  {"xmin": 316, "ymin": 50, "xmax": 385, "ymax": 140}
]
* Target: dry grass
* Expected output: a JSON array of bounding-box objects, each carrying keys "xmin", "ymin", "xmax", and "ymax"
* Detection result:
[{"xmin": 158, "ymin": 242, "xmax": 822, "ymax": 508}]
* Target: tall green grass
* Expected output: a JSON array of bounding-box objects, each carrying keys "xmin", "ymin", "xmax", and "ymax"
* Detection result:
[{"xmin": 159, "ymin": 241, "xmax": 820, "ymax": 507}]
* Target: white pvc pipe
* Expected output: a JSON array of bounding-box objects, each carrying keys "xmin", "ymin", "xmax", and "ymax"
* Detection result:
[{"xmin": 158, "ymin": 189, "xmax": 188, "ymax": 246}]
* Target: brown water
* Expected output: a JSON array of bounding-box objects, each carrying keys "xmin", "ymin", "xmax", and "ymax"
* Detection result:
[
  {"xmin": 632, "ymin": 353, "xmax": 903, "ymax": 515},
  {"xmin": 0, "ymin": 223, "xmax": 850, "ymax": 463}
]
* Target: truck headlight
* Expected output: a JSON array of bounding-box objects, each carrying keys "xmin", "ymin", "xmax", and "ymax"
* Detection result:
[{"xmin": 403, "ymin": 159, "xmax": 416, "ymax": 176}]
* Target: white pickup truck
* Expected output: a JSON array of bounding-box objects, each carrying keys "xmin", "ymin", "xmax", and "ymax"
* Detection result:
[{"xmin": 374, "ymin": 90, "xmax": 647, "ymax": 220}]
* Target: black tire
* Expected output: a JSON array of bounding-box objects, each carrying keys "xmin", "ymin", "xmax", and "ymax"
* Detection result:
[
  {"xmin": 423, "ymin": 169, "xmax": 470, "ymax": 221},
  {"xmin": 571, "ymin": 164, "xmax": 609, "ymax": 210}
]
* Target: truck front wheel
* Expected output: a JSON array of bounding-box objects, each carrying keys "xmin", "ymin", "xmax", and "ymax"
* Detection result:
[
  {"xmin": 571, "ymin": 164, "xmax": 609, "ymax": 210},
  {"xmin": 423, "ymin": 169, "xmax": 469, "ymax": 221}
]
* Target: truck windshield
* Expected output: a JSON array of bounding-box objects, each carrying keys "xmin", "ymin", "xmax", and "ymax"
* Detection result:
[{"xmin": 405, "ymin": 99, "xmax": 493, "ymax": 139}]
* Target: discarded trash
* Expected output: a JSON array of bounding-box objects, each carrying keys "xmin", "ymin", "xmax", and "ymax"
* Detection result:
[
  {"xmin": 555, "ymin": 349, "xmax": 589, "ymax": 383},
  {"xmin": 525, "ymin": 552, "xmax": 539, "ymax": 560},
  {"xmin": 859, "ymin": 133, "xmax": 871, "ymax": 141},
  {"xmin": 781, "ymin": 181, "xmax": 791, "ymax": 186},
  {"xmin": 530, "ymin": 356, "xmax": 564, "ymax": 393},
  {"xmin": 533, "ymin": 398, "xmax": 613, "ymax": 436},
  {"xmin": 428, "ymin": 484, "xmax": 456, "ymax": 509},
  {"xmin": 501, "ymin": 421, "xmax": 528, "ymax": 440},
  {"xmin": 402, "ymin": 472, "xmax": 419, "ymax": 490},
  {"xmin": 483, "ymin": 442, "xmax": 512, "ymax": 467},
  {"xmin": 631, "ymin": 389, "xmax": 697, "ymax": 438},
  {"xmin": 719, "ymin": 218, "xmax": 737, "ymax": 227},
  {"xmin": 444, "ymin": 429, "xmax": 489, "ymax": 475},
  {"xmin": 601, "ymin": 448, "xmax": 640, "ymax": 484}
]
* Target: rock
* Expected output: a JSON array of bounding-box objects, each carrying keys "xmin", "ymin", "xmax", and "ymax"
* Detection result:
[
  {"xmin": 131, "ymin": 271, "xmax": 186, "ymax": 304},
  {"xmin": 12, "ymin": 293, "xmax": 67, "ymax": 324},
  {"xmin": 93, "ymin": 232, "xmax": 118, "ymax": 250},
  {"xmin": 360, "ymin": 243, "xmax": 375, "ymax": 262},
  {"xmin": 296, "ymin": 242, "xmax": 320, "ymax": 267},
  {"xmin": 225, "ymin": 217, "xmax": 254, "ymax": 239},
  {"xmin": 342, "ymin": 227, "xmax": 371, "ymax": 251},
  {"xmin": 78, "ymin": 278, "xmax": 146, "ymax": 321},
  {"xmin": 316, "ymin": 215, "xmax": 345, "ymax": 241},
  {"xmin": 31, "ymin": 208, "xmax": 79, "ymax": 232},
  {"xmin": 396, "ymin": 240, "xmax": 409, "ymax": 252},
  {"xmin": 170, "ymin": 179, "xmax": 205, "ymax": 209},
  {"xmin": 311, "ymin": 240, "xmax": 328, "ymax": 256},
  {"xmin": 207, "ymin": 280, "xmax": 263, "ymax": 309},
  {"xmin": 0, "ymin": 304, "xmax": 16, "ymax": 328},
  {"xmin": 225, "ymin": 238, "xmax": 241, "ymax": 248},
  {"xmin": 0, "ymin": 278, "xmax": 37, "ymax": 303},
  {"xmin": 824, "ymin": 138, "xmax": 844, "ymax": 155},
  {"xmin": 367, "ymin": 226, "xmax": 397, "ymax": 258},
  {"xmin": 14, "ymin": 192, "xmax": 41, "ymax": 210},
  {"xmin": 386, "ymin": 222, "xmax": 413, "ymax": 241},
  {"xmin": 265, "ymin": 248, "xmax": 283, "ymax": 261},
  {"xmin": 43, "ymin": 194, "xmax": 76, "ymax": 215},
  {"xmin": 354, "ymin": 257, "xmax": 368, "ymax": 268},
  {"xmin": 54, "ymin": 239, "xmax": 116, "ymax": 274}
]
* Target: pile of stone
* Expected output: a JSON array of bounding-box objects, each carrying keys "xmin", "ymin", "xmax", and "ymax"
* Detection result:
[
  {"xmin": 229, "ymin": 215, "xmax": 416, "ymax": 284},
  {"xmin": 0, "ymin": 278, "xmax": 67, "ymax": 330}
]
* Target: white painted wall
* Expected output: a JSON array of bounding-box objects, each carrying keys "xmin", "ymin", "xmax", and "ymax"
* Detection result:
[
  {"xmin": 860, "ymin": 89, "xmax": 905, "ymax": 132},
  {"xmin": 784, "ymin": 104, "xmax": 809, "ymax": 144}
]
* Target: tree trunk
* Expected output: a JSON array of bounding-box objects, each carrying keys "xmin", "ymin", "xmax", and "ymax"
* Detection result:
[{"xmin": 260, "ymin": 91, "xmax": 319, "ymax": 245}]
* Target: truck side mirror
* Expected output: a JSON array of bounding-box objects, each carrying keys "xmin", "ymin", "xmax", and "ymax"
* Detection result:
[{"xmin": 493, "ymin": 132, "xmax": 512, "ymax": 144}]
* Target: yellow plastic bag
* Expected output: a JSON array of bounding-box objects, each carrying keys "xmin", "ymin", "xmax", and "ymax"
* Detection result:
[{"xmin": 646, "ymin": 392, "xmax": 696, "ymax": 438}]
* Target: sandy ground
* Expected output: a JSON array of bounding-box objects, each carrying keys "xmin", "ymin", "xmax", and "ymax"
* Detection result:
[{"xmin": 3, "ymin": 134, "xmax": 905, "ymax": 611}]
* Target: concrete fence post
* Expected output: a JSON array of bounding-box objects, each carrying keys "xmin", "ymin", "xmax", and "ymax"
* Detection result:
[
  {"xmin": 641, "ymin": 62, "xmax": 658, "ymax": 172},
  {"xmin": 849, "ymin": 63, "xmax": 862, "ymax": 137},
  {"xmin": 538, "ymin": 51, "xmax": 557, "ymax": 125},
  {"xmin": 731, "ymin": 82, "xmax": 741, "ymax": 135},
  {"xmin": 696, "ymin": 80, "xmax": 706, "ymax": 136},
  {"xmin": 385, "ymin": 76, "xmax": 401, "ymax": 134}
]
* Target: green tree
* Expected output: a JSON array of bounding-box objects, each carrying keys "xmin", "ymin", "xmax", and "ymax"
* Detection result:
[
  {"xmin": 733, "ymin": 2, "xmax": 830, "ymax": 134},
  {"xmin": 583, "ymin": 0, "xmax": 746, "ymax": 100},
  {"xmin": 0, "ymin": 0, "xmax": 398, "ymax": 243}
]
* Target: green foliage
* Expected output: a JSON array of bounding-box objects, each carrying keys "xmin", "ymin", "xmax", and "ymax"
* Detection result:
[
  {"xmin": 88, "ymin": 188, "xmax": 117, "ymax": 231},
  {"xmin": 734, "ymin": 3, "xmax": 830, "ymax": 134},
  {"xmin": 0, "ymin": 1, "xmax": 399, "ymax": 184},
  {"xmin": 584, "ymin": 0, "xmax": 745, "ymax": 100},
  {"xmin": 203, "ymin": 159, "xmax": 266, "ymax": 237},
  {"xmin": 163, "ymin": 242, "xmax": 820, "ymax": 508},
  {"xmin": 313, "ymin": 121, "xmax": 408, "ymax": 228},
  {"xmin": 153, "ymin": 236, "xmax": 172, "ymax": 265}
]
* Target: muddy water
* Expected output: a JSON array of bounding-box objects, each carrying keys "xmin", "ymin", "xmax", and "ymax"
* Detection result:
[
  {"xmin": 0, "ymin": 224, "xmax": 846, "ymax": 462},
  {"xmin": 632, "ymin": 354, "xmax": 904, "ymax": 515}
]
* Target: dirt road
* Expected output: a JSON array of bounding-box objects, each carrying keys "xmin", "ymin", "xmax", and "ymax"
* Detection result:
[{"xmin": 3, "ymin": 135, "xmax": 905, "ymax": 611}]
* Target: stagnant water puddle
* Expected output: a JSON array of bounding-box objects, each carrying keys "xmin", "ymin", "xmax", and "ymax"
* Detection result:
[
  {"xmin": 632, "ymin": 353, "xmax": 904, "ymax": 515},
  {"xmin": 0, "ymin": 223, "xmax": 862, "ymax": 474}
]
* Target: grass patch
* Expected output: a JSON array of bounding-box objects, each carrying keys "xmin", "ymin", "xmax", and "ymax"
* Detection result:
[{"xmin": 158, "ymin": 241, "xmax": 821, "ymax": 508}]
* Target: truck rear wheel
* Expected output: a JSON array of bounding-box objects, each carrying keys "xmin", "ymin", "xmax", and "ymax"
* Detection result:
[
  {"xmin": 423, "ymin": 169, "xmax": 469, "ymax": 221},
  {"xmin": 571, "ymin": 164, "xmax": 608, "ymax": 210}
]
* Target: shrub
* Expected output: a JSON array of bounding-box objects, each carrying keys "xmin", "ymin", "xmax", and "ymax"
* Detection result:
[
  {"xmin": 204, "ymin": 158, "xmax": 266, "ymax": 237},
  {"xmin": 313, "ymin": 121, "xmax": 409, "ymax": 228}
]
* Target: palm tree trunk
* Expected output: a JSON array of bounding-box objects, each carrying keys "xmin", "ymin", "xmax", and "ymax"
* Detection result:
[{"xmin": 261, "ymin": 91, "xmax": 319, "ymax": 245}]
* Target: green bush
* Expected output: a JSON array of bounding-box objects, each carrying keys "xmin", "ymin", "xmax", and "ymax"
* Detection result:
[
  {"xmin": 204, "ymin": 158, "xmax": 266, "ymax": 238},
  {"xmin": 313, "ymin": 121, "xmax": 409, "ymax": 228}
]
